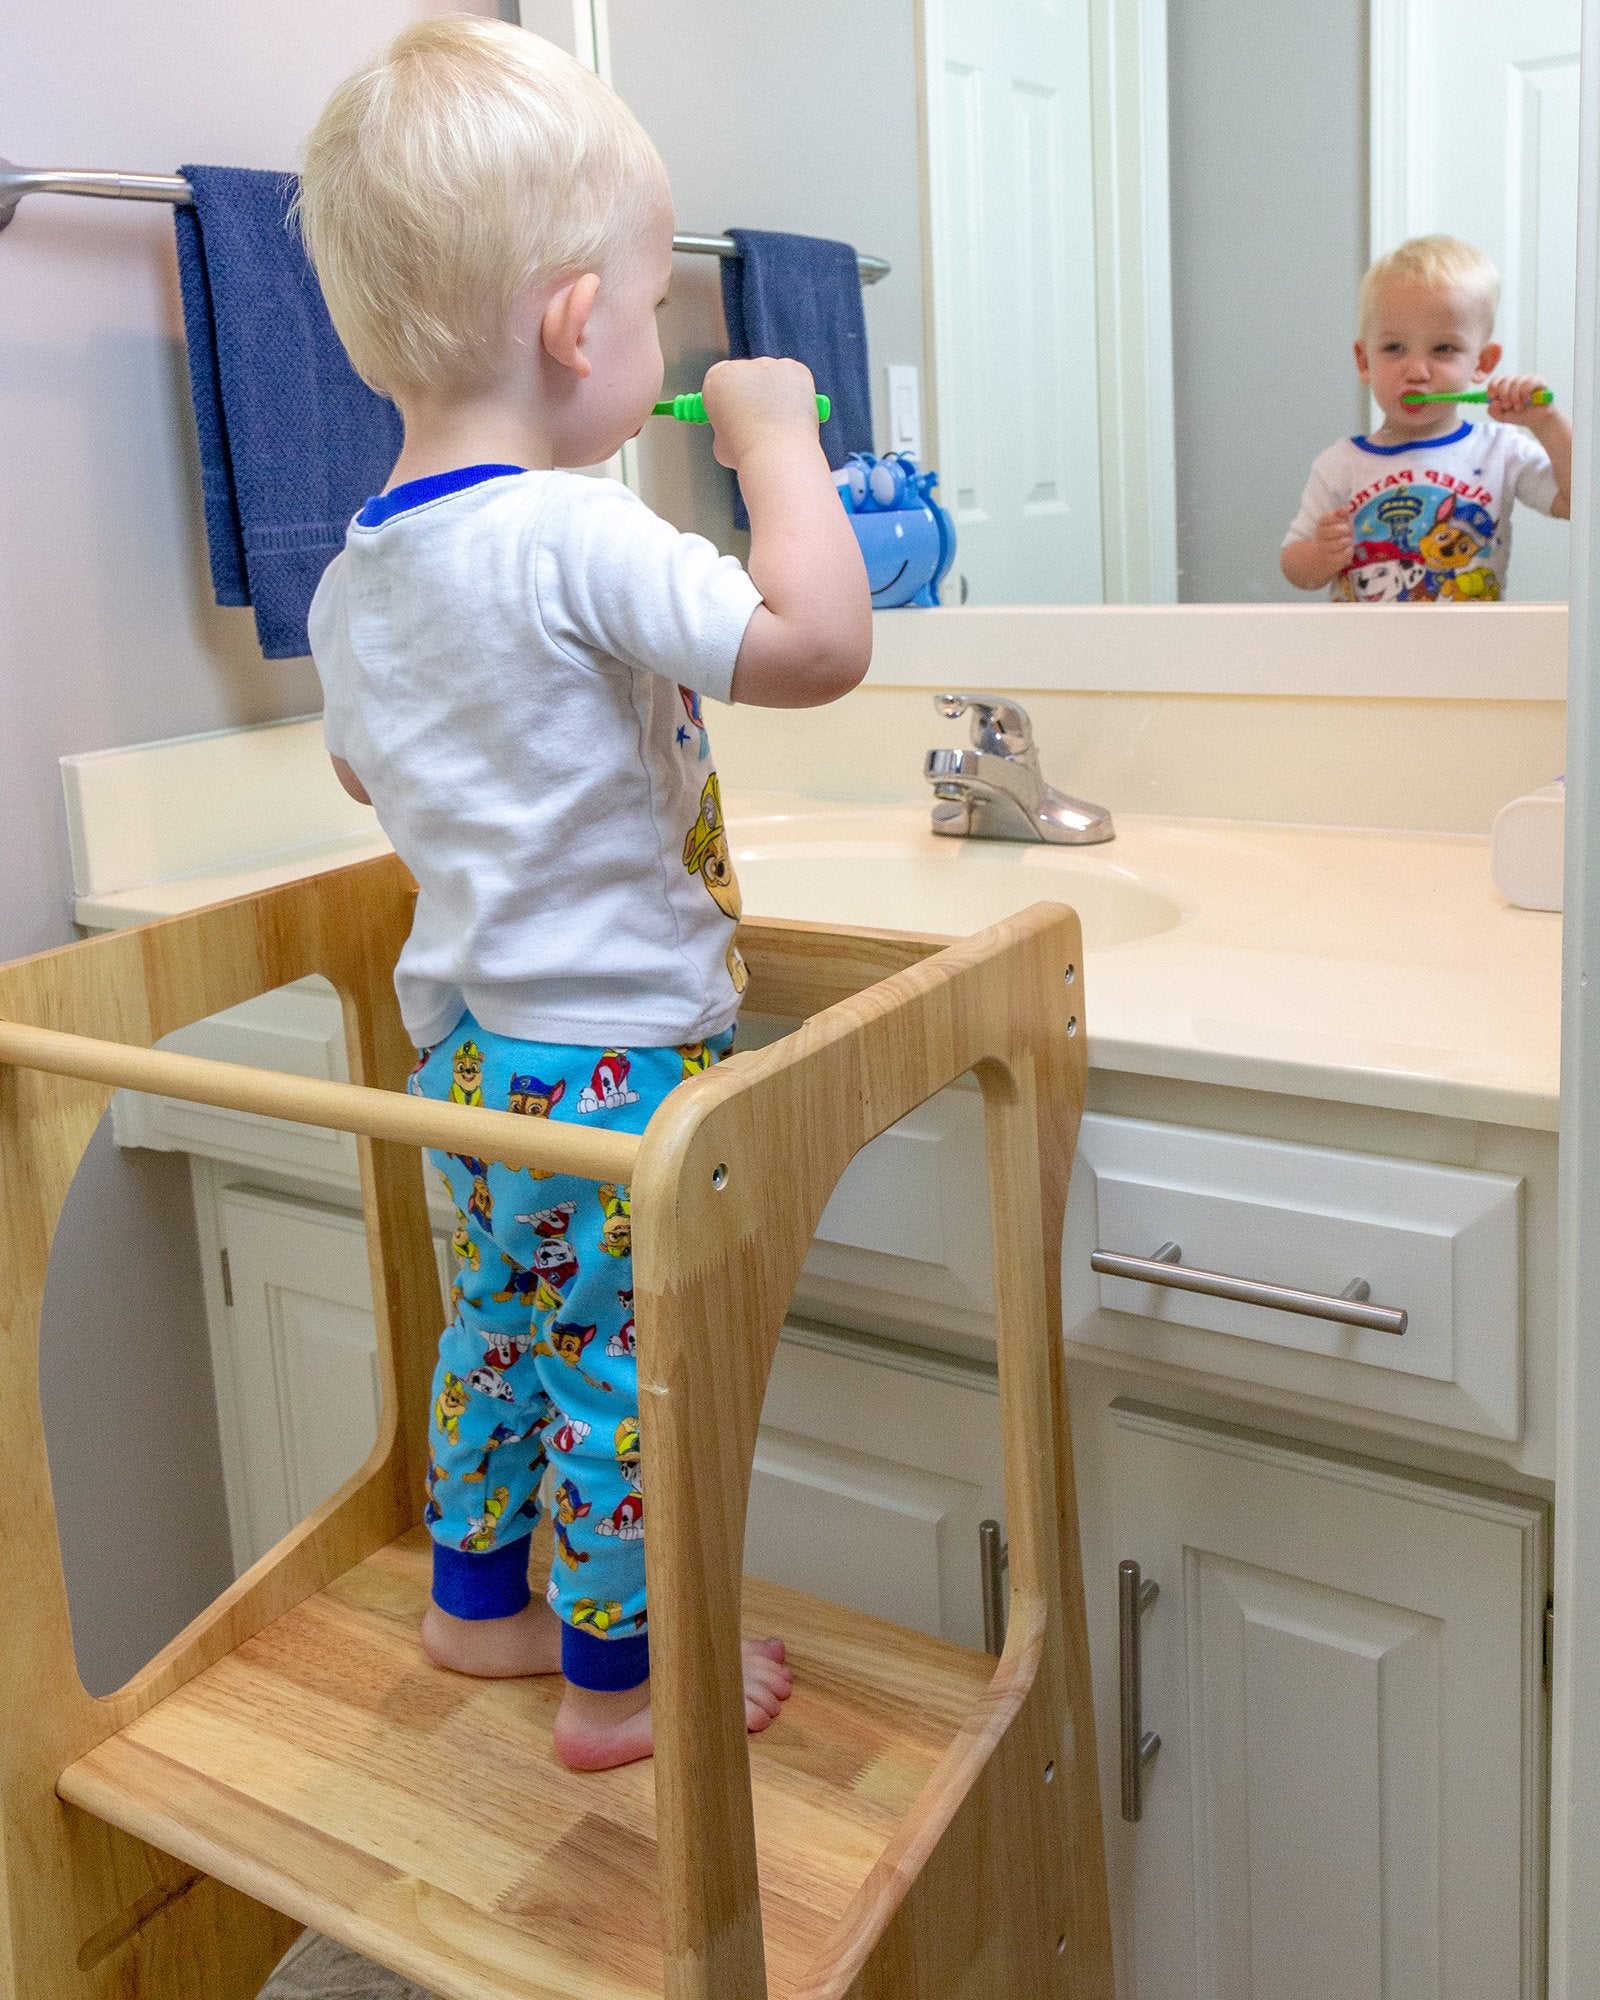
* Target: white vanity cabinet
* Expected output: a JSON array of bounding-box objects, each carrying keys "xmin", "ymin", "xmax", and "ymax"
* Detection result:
[{"xmin": 1087, "ymin": 1391, "xmax": 1547, "ymax": 2000}]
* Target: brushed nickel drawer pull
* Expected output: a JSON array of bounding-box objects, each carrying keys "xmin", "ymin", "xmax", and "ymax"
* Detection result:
[{"xmin": 1090, "ymin": 1240, "xmax": 1408, "ymax": 1336}]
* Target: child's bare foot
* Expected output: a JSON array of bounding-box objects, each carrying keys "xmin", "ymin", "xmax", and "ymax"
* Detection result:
[
  {"xmin": 552, "ymin": 1637, "xmax": 791, "ymax": 1772},
  {"xmin": 421, "ymin": 1596, "xmax": 564, "ymax": 1677}
]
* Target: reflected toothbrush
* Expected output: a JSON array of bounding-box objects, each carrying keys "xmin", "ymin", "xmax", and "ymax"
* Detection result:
[
  {"xmin": 1400, "ymin": 388, "xmax": 1553, "ymax": 407},
  {"xmin": 652, "ymin": 391, "xmax": 831, "ymax": 423}
]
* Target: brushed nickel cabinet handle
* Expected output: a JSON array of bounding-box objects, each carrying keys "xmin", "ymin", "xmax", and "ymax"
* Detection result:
[
  {"xmin": 1091, "ymin": 1240, "xmax": 1408, "ymax": 1336},
  {"xmin": 1119, "ymin": 1558, "xmax": 1160, "ymax": 1822},
  {"xmin": 978, "ymin": 1518, "xmax": 1009, "ymax": 1657}
]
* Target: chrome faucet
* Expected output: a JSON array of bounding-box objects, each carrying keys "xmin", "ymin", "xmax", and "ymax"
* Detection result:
[{"xmin": 924, "ymin": 695, "xmax": 1114, "ymax": 845}]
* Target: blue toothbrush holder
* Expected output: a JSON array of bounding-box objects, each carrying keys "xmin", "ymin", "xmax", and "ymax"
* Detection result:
[{"xmin": 835, "ymin": 453, "xmax": 956, "ymax": 608}]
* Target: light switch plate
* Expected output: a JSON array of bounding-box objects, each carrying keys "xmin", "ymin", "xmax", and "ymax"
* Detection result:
[{"xmin": 886, "ymin": 364, "xmax": 922, "ymax": 458}]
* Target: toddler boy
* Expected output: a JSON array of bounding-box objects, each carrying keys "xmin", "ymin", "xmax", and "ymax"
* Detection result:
[
  {"xmin": 1282, "ymin": 235, "xmax": 1572, "ymax": 601},
  {"xmin": 297, "ymin": 19, "xmax": 871, "ymax": 1769}
]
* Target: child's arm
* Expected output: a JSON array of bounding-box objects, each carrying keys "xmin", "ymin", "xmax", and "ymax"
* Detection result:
[
  {"xmin": 1487, "ymin": 375, "xmax": 1574, "ymax": 520},
  {"xmin": 702, "ymin": 359, "xmax": 873, "ymax": 708},
  {"xmin": 1281, "ymin": 509, "xmax": 1356, "ymax": 591},
  {"xmin": 330, "ymin": 755, "xmax": 371, "ymax": 804}
]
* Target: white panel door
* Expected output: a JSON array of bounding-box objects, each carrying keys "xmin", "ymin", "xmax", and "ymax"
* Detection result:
[
  {"xmin": 1108, "ymin": 1400, "xmax": 1547, "ymax": 2000},
  {"xmin": 746, "ymin": 1332, "xmax": 1006, "ymax": 1650},
  {"xmin": 1372, "ymin": 0, "xmax": 1581, "ymax": 600},
  {"xmin": 215, "ymin": 1184, "xmax": 451, "ymax": 1570},
  {"xmin": 923, "ymin": 0, "xmax": 1105, "ymax": 605}
]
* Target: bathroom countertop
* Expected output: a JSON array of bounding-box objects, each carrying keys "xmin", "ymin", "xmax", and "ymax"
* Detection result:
[{"xmin": 69, "ymin": 778, "xmax": 1562, "ymax": 1135}]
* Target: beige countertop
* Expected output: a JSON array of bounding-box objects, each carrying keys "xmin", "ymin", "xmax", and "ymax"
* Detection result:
[{"xmin": 70, "ymin": 778, "xmax": 1561, "ymax": 1135}]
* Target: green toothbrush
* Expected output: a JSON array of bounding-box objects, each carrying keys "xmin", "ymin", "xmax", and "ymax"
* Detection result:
[
  {"xmin": 1400, "ymin": 387, "xmax": 1553, "ymax": 407},
  {"xmin": 652, "ymin": 390, "xmax": 831, "ymax": 423}
]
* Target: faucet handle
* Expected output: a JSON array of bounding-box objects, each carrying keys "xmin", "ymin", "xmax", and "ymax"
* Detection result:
[{"xmin": 934, "ymin": 693, "xmax": 1036, "ymax": 762}]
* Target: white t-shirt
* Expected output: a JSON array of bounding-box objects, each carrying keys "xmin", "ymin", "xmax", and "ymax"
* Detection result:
[
  {"xmin": 1284, "ymin": 419, "xmax": 1560, "ymax": 602},
  {"xmin": 309, "ymin": 465, "xmax": 762, "ymax": 1050}
]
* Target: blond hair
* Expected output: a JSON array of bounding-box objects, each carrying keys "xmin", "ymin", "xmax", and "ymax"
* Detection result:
[
  {"xmin": 1359, "ymin": 234, "xmax": 1500, "ymax": 336},
  {"xmin": 295, "ymin": 17, "xmax": 665, "ymax": 399}
]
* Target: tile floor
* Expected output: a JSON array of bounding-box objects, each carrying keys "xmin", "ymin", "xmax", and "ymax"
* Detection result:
[{"xmin": 262, "ymin": 1933, "xmax": 432, "ymax": 1999}]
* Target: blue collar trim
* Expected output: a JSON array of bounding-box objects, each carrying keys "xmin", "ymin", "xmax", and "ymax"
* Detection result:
[
  {"xmin": 1350, "ymin": 420, "xmax": 1473, "ymax": 457},
  {"xmin": 358, "ymin": 463, "xmax": 526, "ymax": 526}
]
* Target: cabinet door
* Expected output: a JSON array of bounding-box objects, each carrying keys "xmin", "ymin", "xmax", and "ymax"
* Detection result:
[
  {"xmin": 745, "ymin": 1331, "xmax": 1006, "ymax": 1650},
  {"xmin": 1107, "ymin": 1399, "xmax": 1547, "ymax": 2000},
  {"xmin": 215, "ymin": 1184, "xmax": 451, "ymax": 1570}
]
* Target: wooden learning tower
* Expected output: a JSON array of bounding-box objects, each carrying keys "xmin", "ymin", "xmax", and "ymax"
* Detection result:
[{"xmin": 0, "ymin": 851, "xmax": 1114, "ymax": 1999}]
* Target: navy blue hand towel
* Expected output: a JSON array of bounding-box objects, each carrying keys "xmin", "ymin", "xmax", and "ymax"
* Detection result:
[
  {"xmin": 173, "ymin": 165, "xmax": 402, "ymax": 659},
  {"xmin": 720, "ymin": 228, "xmax": 873, "ymax": 528}
]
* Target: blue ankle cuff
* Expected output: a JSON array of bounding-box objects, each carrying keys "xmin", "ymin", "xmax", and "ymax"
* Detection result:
[
  {"xmin": 431, "ymin": 1536, "xmax": 532, "ymax": 1620},
  {"xmin": 562, "ymin": 1623, "xmax": 650, "ymax": 1691}
]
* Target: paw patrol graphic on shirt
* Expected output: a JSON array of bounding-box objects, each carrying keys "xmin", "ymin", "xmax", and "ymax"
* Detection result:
[
  {"xmin": 1337, "ymin": 474, "xmax": 1502, "ymax": 603},
  {"xmin": 449, "ymin": 1040, "xmax": 485, "ymax": 1104},
  {"xmin": 596, "ymin": 1182, "xmax": 632, "ymax": 1259},
  {"xmin": 677, "ymin": 684, "xmax": 711, "ymax": 760},
  {"xmin": 682, "ymin": 772, "xmax": 748, "ymax": 995},
  {"xmin": 576, "ymin": 1049, "xmax": 640, "ymax": 1115},
  {"xmin": 1418, "ymin": 494, "xmax": 1498, "ymax": 597}
]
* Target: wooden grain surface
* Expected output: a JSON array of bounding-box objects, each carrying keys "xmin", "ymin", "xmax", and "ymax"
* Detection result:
[{"xmin": 58, "ymin": 1529, "xmax": 994, "ymax": 2000}]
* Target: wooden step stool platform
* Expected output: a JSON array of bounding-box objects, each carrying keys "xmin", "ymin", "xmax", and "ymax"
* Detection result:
[
  {"xmin": 58, "ymin": 1531, "xmax": 993, "ymax": 2000},
  {"xmin": 0, "ymin": 862, "xmax": 1112, "ymax": 1998}
]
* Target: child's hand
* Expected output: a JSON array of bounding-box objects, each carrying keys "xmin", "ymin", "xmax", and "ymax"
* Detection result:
[
  {"xmin": 1485, "ymin": 375, "xmax": 1554, "ymax": 425},
  {"xmin": 702, "ymin": 358, "xmax": 822, "ymax": 472},
  {"xmin": 1316, "ymin": 508, "xmax": 1354, "ymax": 574}
]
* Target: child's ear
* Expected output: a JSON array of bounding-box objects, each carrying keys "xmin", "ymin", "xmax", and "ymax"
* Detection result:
[
  {"xmin": 1473, "ymin": 341, "xmax": 1504, "ymax": 382},
  {"xmin": 540, "ymin": 272, "xmax": 602, "ymax": 379},
  {"xmin": 1353, "ymin": 339, "xmax": 1371, "ymax": 383}
]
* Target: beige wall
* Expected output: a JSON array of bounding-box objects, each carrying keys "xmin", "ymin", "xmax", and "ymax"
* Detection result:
[
  {"xmin": 0, "ymin": 0, "xmax": 500, "ymax": 1693},
  {"xmin": 1166, "ymin": 0, "xmax": 1371, "ymax": 604}
]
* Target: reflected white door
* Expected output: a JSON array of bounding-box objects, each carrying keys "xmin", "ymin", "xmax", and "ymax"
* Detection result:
[
  {"xmin": 1372, "ymin": 0, "xmax": 1581, "ymax": 600},
  {"xmin": 923, "ymin": 0, "xmax": 1105, "ymax": 605}
]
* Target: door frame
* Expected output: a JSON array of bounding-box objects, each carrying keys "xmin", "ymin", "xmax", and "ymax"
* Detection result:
[{"xmin": 1550, "ymin": 0, "xmax": 1600, "ymax": 1985}]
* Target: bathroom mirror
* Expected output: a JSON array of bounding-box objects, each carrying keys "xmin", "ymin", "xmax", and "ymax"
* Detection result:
[{"xmin": 598, "ymin": 0, "xmax": 1580, "ymax": 611}]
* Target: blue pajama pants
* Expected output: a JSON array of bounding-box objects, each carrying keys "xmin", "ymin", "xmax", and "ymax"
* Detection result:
[{"xmin": 412, "ymin": 1015, "xmax": 731, "ymax": 1690}]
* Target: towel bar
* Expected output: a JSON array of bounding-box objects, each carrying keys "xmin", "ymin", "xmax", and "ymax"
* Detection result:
[{"xmin": 0, "ymin": 160, "xmax": 891, "ymax": 281}]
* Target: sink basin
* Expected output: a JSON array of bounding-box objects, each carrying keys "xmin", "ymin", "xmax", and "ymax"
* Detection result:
[{"xmin": 732, "ymin": 824, "xmax": 1183, "ymax": 950}]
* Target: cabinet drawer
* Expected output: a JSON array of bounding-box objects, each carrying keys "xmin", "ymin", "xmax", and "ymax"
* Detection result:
[{"xmin": 1063, "ymin": 1115, "xmax": 1522, "ymax": 1440}]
